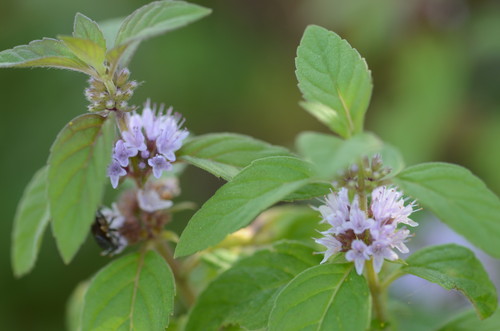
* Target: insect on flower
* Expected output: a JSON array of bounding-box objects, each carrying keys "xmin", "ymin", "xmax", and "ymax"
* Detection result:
[{"xmin": 91, "ymin": 206, "xmax": 128, "ymax": 256}]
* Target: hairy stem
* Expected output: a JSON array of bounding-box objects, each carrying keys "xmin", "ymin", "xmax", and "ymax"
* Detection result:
[{"xmin": 155, "ymin": 239, "xmax": 196, "ymax": 308}]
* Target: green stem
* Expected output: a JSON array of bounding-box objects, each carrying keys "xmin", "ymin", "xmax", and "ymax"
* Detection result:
[
  {"xmin": 357, "ymin": 162, "xmax": 390, "ymax": 328},
  {"xmin": 366, "ymin": 260, "xmax": 389, "ymax": 329},
  {"xmin": 155, "ymin": 239, "xmax": 196, "ymax": 308}
]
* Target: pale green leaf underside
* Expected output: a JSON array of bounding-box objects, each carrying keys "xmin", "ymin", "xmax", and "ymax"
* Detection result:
[
  {"xmin": 186, "ymin": 241, "xmax": 321, "ymax": 331},
  {"xmin": 99, "ymin": 17, "xmax": 124, "ymax": 50},
  {"xmin": 394, "ymin": 162, "xmax": 500, "ymax": 259},
  {"xmin": 175, "ymin": 156, "xmax": 314, "ymax": 257},
  {"xmin": 82, "ymin": 250, "xmax": 175, "ymax": 331},
  {"xmin": 59, "ymin": 36, "xmax": 106, "ymax": 74},
  {"xmin": 48, "ymin": 113, "xmax": 115, "ymax": 263},
  {"xmin": 98, "ymin": 17, "xmax": 140, "ymax": 70},
  {"xmin": 403, "ymin": 244, "xmax": 497, "ymax": 319},
  {"xmin": 296, "ymin": 25, "xmax": 372, "ymax": 138},
  {"xmin": 268, "ymin": 263, "xmax": 370, "ymax": 331},
  {"xmin": 74, "ymin": 13, "xmax": 107, "ymax": 49},
  {"xmin": 178, "ymin": 133, "xmax": 293, "ymax": 180},
  {"xmin": 437, "ymin": 309, "xmax": 500, "ymax": 331},
  {"xmin": 0, "ymin": 38, "xmax": 91, "ymax": 74},
  {"xmin": 296, "ymin": 131, "xmax": 382, "ymax": 180},
  {"xmin": 115, "ymin": 0, "xmax": 212, "ymax": 46},
  {"xmin": 11, "ymin": 166, "xmax": 50, "ymax": 277}
]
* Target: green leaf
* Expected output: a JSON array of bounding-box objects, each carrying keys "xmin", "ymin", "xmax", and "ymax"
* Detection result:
[
  {"xmin": 283, "ymin": 181, "xmax": 331, "ymax": 201},
  {"xmin": 296, "ymin": 131, "xmax": 382, "ymax": 179},
  {"xmin": 178, "ymin": 133, "xmax": 293, "ymax": 180},
  {"xmin": 402, "ymin": 244, "xmax": 497, "ymax": 319},
  {"xmin": 115, "ymin": 0, "xmax": 211, "ymax": 46},
  {"xmin": 253, "ymin": 206, "xmax": 328, "ymax": 244},
  {"xmin": 175, "ymin": 156, "xmax": 314, "ymax": 257},
  {"xmin": 296, "ymin": 25, "xmax": 372, "ymax": 138},
  {"xmin": 378, "ymin": 143, "xmax": 405, "ymax": 177},
  {"xmin": 82, "ymin": 250, "xmax": 175, "ymax": 331},
  {"xmin": 99, "ymin": 17, "xmax": 123, "ymax": 50},
  {"xmin": 59, "ymin": 36, "xmax": 106, "ymax": 75},
  {"xmin": 11, "ymin": 166, "xmax": 50, "ymax": 277},
  {"xmin": 99, "ymin": 17, "xmax": 140, "ymax": 70},
  {"xmin": 48, "ymin": 113, "xmax": 115, "ymax": 263},
  {"xmin": 0, "ymin": 38, "xmax": 92, "ymax": 74},
  {"xmin": 73, "ymin": 13, "xmax": 107, "ymax": 50},
  {"xmin": 98, "ymin": 17, "xmax": 137, "ymax": 74},
  {"xmin": 108, "ymin": 0, "xmax": 211, "ymax": 69},
  {"xmin": 437, "ymin": 309, "xmax": 500, "ymax": 331},
  {"xmin": 66, "ymin": 281, "xmax": 89, "ymax": 331},
  {"xmin": 186, "ymin": 241, "xmax": 321, "ymax": 331},
  {"xmin": 394, "ymin": 162, "xmax": 500, "ymax": 258},
  {"xmin": 268, "ymin": 263, "xmax": 370, "ymax": 331}
]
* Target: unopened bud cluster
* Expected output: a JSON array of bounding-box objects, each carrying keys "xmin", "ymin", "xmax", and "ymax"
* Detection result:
[
  {"xmin": 335, "ymin": 154, "xmax": 392, "ymax": 191},
  {"xmin": 85, "ymin": 68, "xmax": 138, "ymax": 112}
]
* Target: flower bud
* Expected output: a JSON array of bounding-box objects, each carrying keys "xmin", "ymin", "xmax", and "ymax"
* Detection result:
[
  {"xmin": 115, "ymin": 68, "xmax": 131, "ymax": 87},
  {"xmin": 105, "ymin": 99, "xmax": 115, "ymax": 109}
]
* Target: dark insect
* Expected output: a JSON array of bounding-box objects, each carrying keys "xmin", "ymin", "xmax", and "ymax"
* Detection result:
[{"xmin": 91, "ymin": 209, "xmax": 123, "ymax": 255}]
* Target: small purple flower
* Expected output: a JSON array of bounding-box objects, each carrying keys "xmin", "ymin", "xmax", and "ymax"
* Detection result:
[
  {"xmin": 113, "ymin": 139, "xmax": 137, "ymax": 167},
  {"xmin": 316, "ymin": 188, "xmax": 350, "ymax": 234},
  {"xmin": 137, "ymin": 188, "xmax": 173, "ymax": 212},
  {"xmin": 346, "ymin": 196, "xmax": 374, "ymax": 234},
  {"xmin": 107, "ymin": 101, "xmax": 188, "ymax": 188},
  {"xmin": 141, "ymin": 101, "xmax": 162, "ymax": 141},
  {"xmin": 107, "ymin": 160, "xmax": 127, "ymax": 189},
  {"xmin": 388, "ymin": 228, "xmax": 411, "ymax": 254},
  {"xmin": 313, "ymin": 185, "xmax": 417, "ymax": 274},
  {"xmin": 128, "ymin": 113, "xmax": 142, "ymax": 130},
  {"xmin": 148, "ymin": 155, "xmax": 172, "ymax": 178},
  {"xmin": 156, "ymin": 111, "xmax": 189, "ymax": 161},
  {"xmin": 315, "ymin": 235, "xmax": 342, "ymax": 264},
  {"xmin": 122, "ymin": 126, "xmax": 147, "ymax": 153},
  {"xmin": 367, "ymin": 240, "xmax": 398, "ymax": 273},
  {"xmin": 371, "ymin": 186, "xmax": 417, "ymax": 227},
  {"xmin": 346, "ymin": 240, "xmax": 370, "ymax": 275}
]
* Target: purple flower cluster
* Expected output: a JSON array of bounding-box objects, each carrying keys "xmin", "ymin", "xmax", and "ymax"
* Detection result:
[
  {"xmin": 314, "ymin": 186, "xmax": 417, "ymax": 275},
  {"xmin": 107, "ymin": 101, "xmax": 189, "ymax": 188}
]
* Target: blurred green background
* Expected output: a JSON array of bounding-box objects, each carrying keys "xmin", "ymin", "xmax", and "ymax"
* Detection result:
[{"xmin": 1, "ymin": 0, "xmax": 499, "ymax": 329}]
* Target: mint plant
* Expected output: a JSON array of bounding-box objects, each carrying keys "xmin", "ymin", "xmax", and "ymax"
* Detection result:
[{"xmin": 5, "ymin": 1, "xmax": 500, "ymax": 330}]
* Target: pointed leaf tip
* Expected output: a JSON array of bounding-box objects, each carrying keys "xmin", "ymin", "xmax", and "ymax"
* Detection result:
[
  {"xmin": 0, "ymin": 38, "xmax": 92, "ymax": 74},
  {"xmin": 296, "ymin": 25, "xmax": 372, "ymax": 138}
]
